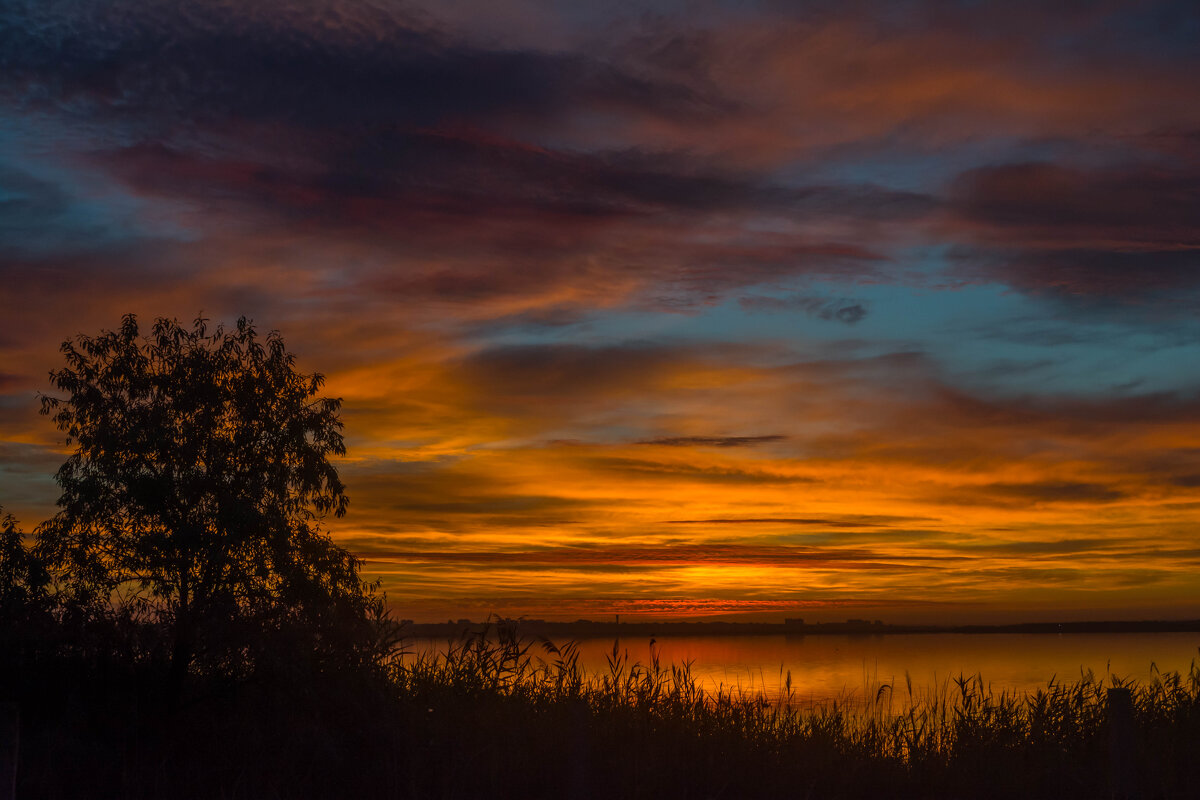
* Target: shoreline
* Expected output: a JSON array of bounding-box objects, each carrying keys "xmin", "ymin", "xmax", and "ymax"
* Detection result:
[{"xmin": 403, "ymin": 618, "xmax": 1200, "ymax": 639}]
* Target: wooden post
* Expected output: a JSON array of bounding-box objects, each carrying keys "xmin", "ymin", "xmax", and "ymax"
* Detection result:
[
  {"xmin": 1108, "ymin": 687, "xmax": 1137, "ymax": 800},
  {"xmin": 0, "ymin": 702, "xmax": 17, "ymax": 800}
]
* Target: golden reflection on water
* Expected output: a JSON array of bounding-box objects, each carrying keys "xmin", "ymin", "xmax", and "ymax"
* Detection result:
[{"xmin": 566, "ymin": 633, "xmax": 1200, "ymax": 704}]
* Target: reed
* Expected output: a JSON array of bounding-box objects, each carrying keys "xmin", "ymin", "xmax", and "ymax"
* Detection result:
[
  {"xmin": 388, "ymin": 622, "xmax": 1200, "ymax": 798},
  {"xmin": 11, "ymin": 619, "xmax": 1200, "ymax": 798}
]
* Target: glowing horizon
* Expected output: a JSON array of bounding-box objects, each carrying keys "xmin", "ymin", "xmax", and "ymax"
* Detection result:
[{"xmin": 2, "ymin": 0, "xmax": 1199, "ymax": 623}]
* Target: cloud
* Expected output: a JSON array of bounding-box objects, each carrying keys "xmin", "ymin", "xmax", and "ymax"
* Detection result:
[
  {"xmin": 0, "ymin": 165, "xmax": 73, "ymax": 252},
  {"xmin": 452, "ymin": 343, "xmax": 681, "ymax": 415},
  {"xmin": 944, "ymin": 537, "xmax": 1138, "ymax": 557},
  {"xmin": 637, "ymin": 435, "xmax": 787, "ymax": 447},
  {"xmin": 0, "ymin": 0, "xmax": 721, "ymax": 132},
  {"xmin": 342, "ymin": 461, "xmax": 605, "ymax": 532},
  {"xmin": 24, "ymin": 131, "xmax": 903, "ymax": 325},
  {"xmin": 952, "ymin": 163, "xmax": 1200, "ymax": 243},
  {"xmin": 951, "ymin": 246, "xmax": 1200, "ymax": 301},
  {"xmin": 0, "ymin": 442, "xmax": 62, "ymax": 518},
  {"xmin": 942, "ymin": 481, "xmax": 1128, "ymax": 507},
  {"xmin": 665, "ymin": 517, "xmax": 893, "ymax": 527},
  {"xmin": 739, "ymin": 294, "xmax": 868, "ymax": 323},
  {"xmin": 1168, "ymin": 474, "xmax": 1200, "ymax": 488},
  {"xmin": 362, "ymin": 542, "xmax": 929, "ymax": 570},
  {"xmin": 5, "ymin": 0, "xmax": 1200, "ymax": 621},
  {"xmin": 0, "ymin": 374, "xmax": 25, "ymax": 392},
  {"xmin": 582, "ymin": 456, "xmax": 815, "ymax": 485},
  {"xmin": 389, "ymin": 596, "xmax": 960, "ymax": 620},
  {"xmin": 0, "ymin": 0, "xmax": 941, "ymax": 325},
  {"xmin": 945, "ymin": 161, "xmax": 1200, "ymax": 299}
]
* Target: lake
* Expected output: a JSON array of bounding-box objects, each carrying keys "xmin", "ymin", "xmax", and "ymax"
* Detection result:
[{"xmin": 557, "ymin": 632, "xmax": 1200, "ymax": 705}]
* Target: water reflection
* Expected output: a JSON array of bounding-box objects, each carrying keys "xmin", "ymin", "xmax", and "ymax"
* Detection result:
[{"xmin": 565, "ymin": 632, "xmax": 1200, "ymax": 704}]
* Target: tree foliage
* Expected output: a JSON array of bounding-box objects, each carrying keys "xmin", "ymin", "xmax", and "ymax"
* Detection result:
[
  {"xmin": 1, "ymin": 506, "xmax": 47, "ymax": 620},
  {"xmin": 36, "ymin": 314, "xmax": 375, "ymax": 678}
]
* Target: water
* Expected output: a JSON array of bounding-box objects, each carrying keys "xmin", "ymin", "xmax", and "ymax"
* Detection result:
[{"xmin": 562, "ymin": 632, "xmax": 1200, "ymax": 705}]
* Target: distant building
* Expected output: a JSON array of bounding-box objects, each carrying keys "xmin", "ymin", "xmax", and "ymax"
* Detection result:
[
  {"xmin": 456, "ymin": 618, "xmax": 471, "ymax": 625},
  {"xmin": 784, "ymin": 618, "xmax": 805, "ymax": 627}
]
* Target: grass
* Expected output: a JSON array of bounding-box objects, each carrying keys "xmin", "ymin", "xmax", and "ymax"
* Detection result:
[
  {"xmin": 387, "ymin": 622, "xmax": 1200, "ymax": 798},
  {"xmin": 11, "ymin": 621, "xmax": 1200, "ymax": 798}
]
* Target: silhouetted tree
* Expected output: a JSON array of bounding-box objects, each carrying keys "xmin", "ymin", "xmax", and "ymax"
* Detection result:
[
  {"xmin": 36, "ymin": 315, "xmax": 372, "ymax": 692},
  {"xmin": 1, "ymin": 505, "xmax": 52, "ymax": 688},
  {"xmin": 1, "ymin": 505, "xmax": 48, "ymax": 620}
]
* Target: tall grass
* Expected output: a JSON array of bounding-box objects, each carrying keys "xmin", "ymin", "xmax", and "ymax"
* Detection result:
[
  {"xmin": 390, "ymin": 622, "xmax": 1200, "ymax": 798},
  {"xmin": 13, "ymin": 618, "xmax": 1200, "ymax": 798}
]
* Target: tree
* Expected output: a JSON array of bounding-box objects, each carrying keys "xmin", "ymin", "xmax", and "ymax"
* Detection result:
[
  {"xmin": 1, "ymin": 505, "xmax": 48, "ymax": 621},
  {"xmin": 36, "ymin": 314, "xmax": 372, "ymax": 688},
  {"xmin": 1, "ymin": 505, "xmax": 52, "ymax": 687}
]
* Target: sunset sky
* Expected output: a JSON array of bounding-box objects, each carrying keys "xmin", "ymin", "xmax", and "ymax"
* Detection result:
[{"xmin": 2, "ymin": 0, "xmax": 1199, "ymax": 623}]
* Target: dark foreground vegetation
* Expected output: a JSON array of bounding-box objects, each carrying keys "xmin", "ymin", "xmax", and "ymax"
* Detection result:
[
  {"xmin": 4, "ymin": 617, "xmax": 1200, "ymax": 799},
  {"xmin": 4, "ymin": 315, "xmax": 1199, "ymax": 798}
]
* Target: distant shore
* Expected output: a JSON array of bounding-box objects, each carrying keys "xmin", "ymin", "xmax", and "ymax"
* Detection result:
[{"xmin": 403, "ymin": 617, "xmax": 1200, "ymax": 639}]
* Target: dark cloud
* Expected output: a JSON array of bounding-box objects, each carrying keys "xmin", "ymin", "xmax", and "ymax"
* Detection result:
[
  {"xmin": 381, "ymin": 495, "xmax": 587, "ymax": 517},
  {"xmin": 647, "ymin": 241, "xmax": 888, "ymax": 304},
  {"xmin": 93, "ymin": 132, "xmax": 909, "ymax": 276},
  {"xmin": 585, "ymin": 457, "xmax": 815, "ymax": 485},
  {"xmin": 948, "ymin": 161, "xmax": 1200, "ymax": 299},
  {"xmin": 0, "ymin": 0, "xmax": 737, "ymax": 230},
  {"xmin": 102, "ymin": 134, "xmax": 828, "ymax": 226},
  {"xmin": 0, "ymin": 374, "xmax": 26, "ymax": 392},
  {"xmin": 0, "ymin": 0, "xmax": 930, "ymax": 316},
  {"xmin": 0, "ymin": 0, "xmax": 720, "ymax": 131},
  {"xmin": 666, "ymin": 518, "xmax": 881, "ymax": 526},
  {"xmin": 740, "ymin": 294, "xmax": 868, "ymax": 324},
  {"xmin": 665, "ymin": 515, "xmax": 932, "ymax": 526},
  {"xmin": 946, "ymin": 481, "xmax": 1126, "ymax": 507},
  {"xmin": 966, "ymin": 567, "xmax": 1093, "ymax": 585},
  {"xmin": 454, "ymin": 343, "xmax": 679, "ymax": 406},
  {"xmin": 835, "ymin": 304, "xmax": 868, "ymax": 324},
  {"xmin": 944, "ymin": 537, "xmax": 1140, "ymax": 556},
  {"xmin": 953, "ymin": 162, "xmax": 1200, "ymax": 240},
  {"xmin": 930, "ymin": 386, "xmax": 1200, "ymax": 433},
  {"xmin": 1168, "ymin": 474, "xmax": 1200, "ymax": 488},
  {"xmin": 637, "ymin": 435, "xmax": 787, "ymax": 447},
  {"xmin": 359, "ymin": 542, "xmax": 928, "ymax": 570},
  {"xmin": 344, "ymin": 469, "xmax": 602, "ymax": 531},
  {"xmin": 954, "ymin": 247, "xmax": 1200, "ymax": 299},
  {"xmin": 461, "ymin": 306, "xmax": 595, "ymax": 334}
]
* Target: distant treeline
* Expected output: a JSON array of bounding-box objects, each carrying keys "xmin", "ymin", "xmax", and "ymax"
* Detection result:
[{"xmin": 405, "ymin": 617, "xmax": 1200, "ymax": 639}]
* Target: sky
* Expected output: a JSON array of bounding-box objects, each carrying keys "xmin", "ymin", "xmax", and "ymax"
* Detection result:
[{"xmin": 2, "ymin": 0, "xmax": 1200, "ymax": 623}]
